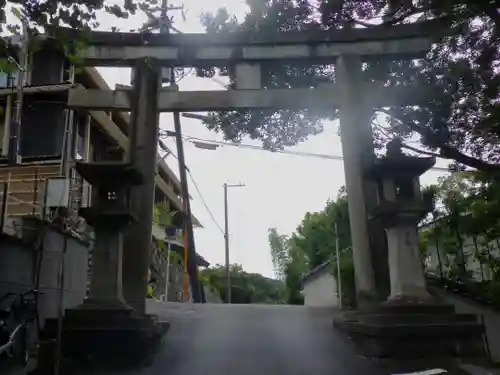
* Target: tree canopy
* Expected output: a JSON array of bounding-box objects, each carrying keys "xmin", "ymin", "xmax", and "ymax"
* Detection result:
[
  {"xmin": 200, "ymin": 0, "xmax": 500, "ymax": 172},
  {"xmin": 419, "ymin": 171, "xmax": 500, "ymax": 307},
  {"xmin": 2, "ymin": 1, "xmax": 499, "ymax": 171},
  {"xmin": 1, "ymin": 0, "xmax": 130, "ymax": 33},
  {"xmin": 421, "ymin": 170, "xmax": 500, "ymax": 279},
  {"xmin": 268, "ymin": 188, "xmax": 356, "ymax": 306},
  {"xmin": 3, "ymin": 1, "xmax": 499, "ymax": 172},
  {"xmin": 199, "ymin": 263, "xmax": 284, "ymax": 304}
]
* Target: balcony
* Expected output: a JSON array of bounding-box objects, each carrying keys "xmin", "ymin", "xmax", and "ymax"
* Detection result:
[{"xmin": 0, "ymin": 163, "xmax": 88, "ymax": 240}]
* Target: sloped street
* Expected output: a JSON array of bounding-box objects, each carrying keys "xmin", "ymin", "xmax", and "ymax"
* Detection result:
[{"xmin": 101, "ymin": 302, "xmax": 386, "ymax": 375}]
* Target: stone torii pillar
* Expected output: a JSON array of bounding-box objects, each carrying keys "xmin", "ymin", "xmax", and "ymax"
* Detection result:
[
  {"xmin": 336, "ymin": 55, "xmax": 391, "ymax": 304},
  {"xmin": 336, "ymin": 55, "xmax": 378, "ymax": 308},
  {"xmin": 122, "ymin": 57, "xmax": 162, "ymax": 314}
]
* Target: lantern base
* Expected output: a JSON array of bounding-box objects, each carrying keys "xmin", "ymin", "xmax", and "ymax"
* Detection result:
[{"xmin": 334, "ymin": 303, "xmax": 486, "ymax": 360}]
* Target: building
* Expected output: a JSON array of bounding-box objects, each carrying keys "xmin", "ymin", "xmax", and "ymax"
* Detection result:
[
  {"xmin": 0, "ymin": 42, "xmax": 207, "ymax": 309},
  {"xmin": 421, "ymin": 217, "xmax": 500, "ymax": 282},
  {"xmin": 301, "ymin": 260, "xmax": 339, "ymax": 307}
]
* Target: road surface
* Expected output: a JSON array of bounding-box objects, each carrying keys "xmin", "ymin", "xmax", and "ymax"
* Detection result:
[{"xmin": 109, "ymin": 302, "xmax": 386, "ymax": 375}]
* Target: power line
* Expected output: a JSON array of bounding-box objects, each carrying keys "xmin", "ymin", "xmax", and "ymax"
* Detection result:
[
  {"xmin": 176, "ymin": 133, "xmax": 451, "ymax": 172},
  {"xmin": 186, "ymin": 168, "xmax": 225, "ymax": 235},
  {"xmin": 160, "ymin": 139, "xmax": 227, "ymax": 235}
]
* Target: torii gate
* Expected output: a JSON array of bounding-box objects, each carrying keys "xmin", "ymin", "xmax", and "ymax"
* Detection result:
[
  {"xmin": 62, "ymin": 20, "xmax": 444, "ymax": 314},
  {"xmin": 35, "ymin": 19, "xmax": 489, "ymax": 368}
]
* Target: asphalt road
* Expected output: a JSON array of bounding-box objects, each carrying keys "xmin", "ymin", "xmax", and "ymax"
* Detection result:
[{"xmin": 117, "ymin": 302, "xmax": 386, "ymax": 375}]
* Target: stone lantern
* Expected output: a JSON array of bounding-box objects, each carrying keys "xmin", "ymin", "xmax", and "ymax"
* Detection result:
[
  {"xmin": 367, "ymin": 139, "xmax": 435, "ymax": 304},
  {"xmin": 336, "ymin": 139, "xmax": 486, "ymax": 360},
  {"xmin": 40, "ymin": 161, "xmax": 169, "ymax": 369}
]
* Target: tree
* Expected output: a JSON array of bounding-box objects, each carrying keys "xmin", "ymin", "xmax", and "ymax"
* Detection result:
[
  {"xmin": 152, "ymin": 202, "xmax": 174, "ymax": 227},
  {"xmin": 0, "ymin": 1, "xmax": 161, "ymax": 77},
  {"xmin": 0, "ymin": 1, "xmax": 138, "ymax": 34},
  {"xmin": 199, "ymin": 263, "xmax": 284, "ymax": 304},
  {"xmin": 292, "ymin": 192, "xmax": 351, "ymax": 269},
  {"xmin": 268, "ymin": 227, "xmax": 291, "ymax": 280},
  {"xmin": 421, "ymin": 171, "xmax": 500, "ymax": 281},
  {"xmin": 268, "ymin": 228, "xmax": 307, "ymax": 304},
  {"xmin": 200, "ymin": 0, "xmax": 500, "ymax": 172},
  {"xmin": 268, "ymin": 188, "xmax": 356, "ymax": 306}
]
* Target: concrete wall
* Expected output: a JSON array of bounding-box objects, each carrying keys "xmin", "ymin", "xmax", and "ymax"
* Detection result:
[
  {"xmin": 0, "ymin": 230, "xmax": 89, "ymax": 328},
  {"xmin": 302, "ymin": 271, "xmax": 339, "ymax": 307},
  {"xmin": 435, "ymin": 290, "xmax": 500, "ymax": 361}
]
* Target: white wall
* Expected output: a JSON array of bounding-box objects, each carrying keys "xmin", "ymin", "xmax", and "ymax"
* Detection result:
[{"xmin": 302, "ymin": 271, "xmax": 338, "ymax": 307}]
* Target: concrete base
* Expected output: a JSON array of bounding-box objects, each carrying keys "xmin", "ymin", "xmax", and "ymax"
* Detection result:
[
  {"xmin": 35, "ymin": 304, "xmax": 170, "ymax": 373},
  {"xmin": 334, "ymin": 303, "xmax": 487, "ymax": 360}
]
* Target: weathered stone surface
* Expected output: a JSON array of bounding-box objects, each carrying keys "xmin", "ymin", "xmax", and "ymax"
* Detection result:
[
  {"xmin": 46, "ymin": 20, "xmax": 452, "ymax": 66},
  {"xmin": 122, "ymin": 57, "xmax": 161, "ymax": 314},
  {"xmin": 37, "ymin": 308, "xmax": 170, "ymax": 372},
  {"xmin": 67, "ymin": 84, "xmax": 433, "ymax": 112},
  {"xmin": 334, "ymin": 304, "xmax": 486, "ymax": 360}
]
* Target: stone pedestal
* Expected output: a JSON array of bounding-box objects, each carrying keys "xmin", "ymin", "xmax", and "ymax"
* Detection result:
[
  {"xmin": 37, "ymin": 162, "xmax": 169, "ymax": 372},
  {"xmin": 40, "ymin": 307, "xmax": 169, "ymax": 372},
  {"xmin": 335, "ymin": 303, "xmax": 485, "ymax": 359},
  {"xmin": 335, "ymin": 145, "xmax": 487, "ymax": 361},
  {"xmin": 386, "ymin": 223, "xmax": 430, "ymax": 302}
]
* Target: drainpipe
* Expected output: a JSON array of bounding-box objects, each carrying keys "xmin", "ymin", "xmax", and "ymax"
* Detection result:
[{"xmin": 1, "ymin": 95, "xmax": 12, "ymax": 156}]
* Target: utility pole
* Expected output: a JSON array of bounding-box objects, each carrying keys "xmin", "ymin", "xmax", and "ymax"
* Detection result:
[
  {"xmin": 9, "ymin": 20, "xmax": 29, "ymax": 165},
  {"xmin": 224, "ymin": 183, "xmax": 230, "ymax": 303},
  {"xmin": 223, "ymin": 182, "xmax": 245, "ymax": 303},
  {"xmin": 173, "ymin": 111, "xmax": 201, "ymax": 302},
  {"xmin": 141, "ymin": 0, "xmax": 203, "ymax": 303},
  {"xmin": 334, "ymin": 222, "xmax": 343, "ymax": 309}
]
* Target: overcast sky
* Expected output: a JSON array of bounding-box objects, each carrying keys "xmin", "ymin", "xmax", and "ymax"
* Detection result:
[{"xmin": 95, "ymin": 0, "xmax": 449, "ymax": 278}]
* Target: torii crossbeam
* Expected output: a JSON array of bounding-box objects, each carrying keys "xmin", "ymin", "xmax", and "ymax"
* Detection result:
[{"xmin": 50, "ymin": 19, "xmax": 447, "ymax": 66}]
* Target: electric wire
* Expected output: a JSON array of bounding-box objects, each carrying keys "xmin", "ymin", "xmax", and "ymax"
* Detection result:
[
  {"xmin": 186, "ymin": 167, "xmax": 225, "ymax": 236},
  {"xmin": 159, "ymin": 141, "xmax": 225, "ymax": 234},
  {"xmin": 164, "ymin": 132, "xmax": 451, "ymax": 172}
]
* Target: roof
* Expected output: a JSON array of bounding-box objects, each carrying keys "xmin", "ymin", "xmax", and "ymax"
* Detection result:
[{"xmin": 301, "ymin": 260, "xmax": 332, "ymax": 287}]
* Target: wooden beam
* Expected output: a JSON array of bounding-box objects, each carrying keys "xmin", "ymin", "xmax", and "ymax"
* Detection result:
[
  {"xmin": 68, "ymin": 84, "xmax": 432, "ymax": 112},
  {"xmin": 48, "ymin": 20, "xmax": 451, "ymax": 66}
]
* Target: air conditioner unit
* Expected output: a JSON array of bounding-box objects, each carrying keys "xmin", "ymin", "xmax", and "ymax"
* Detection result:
[{"xmin": 39, "ymin": 177, "xmax": 70, "ymax": 210}]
